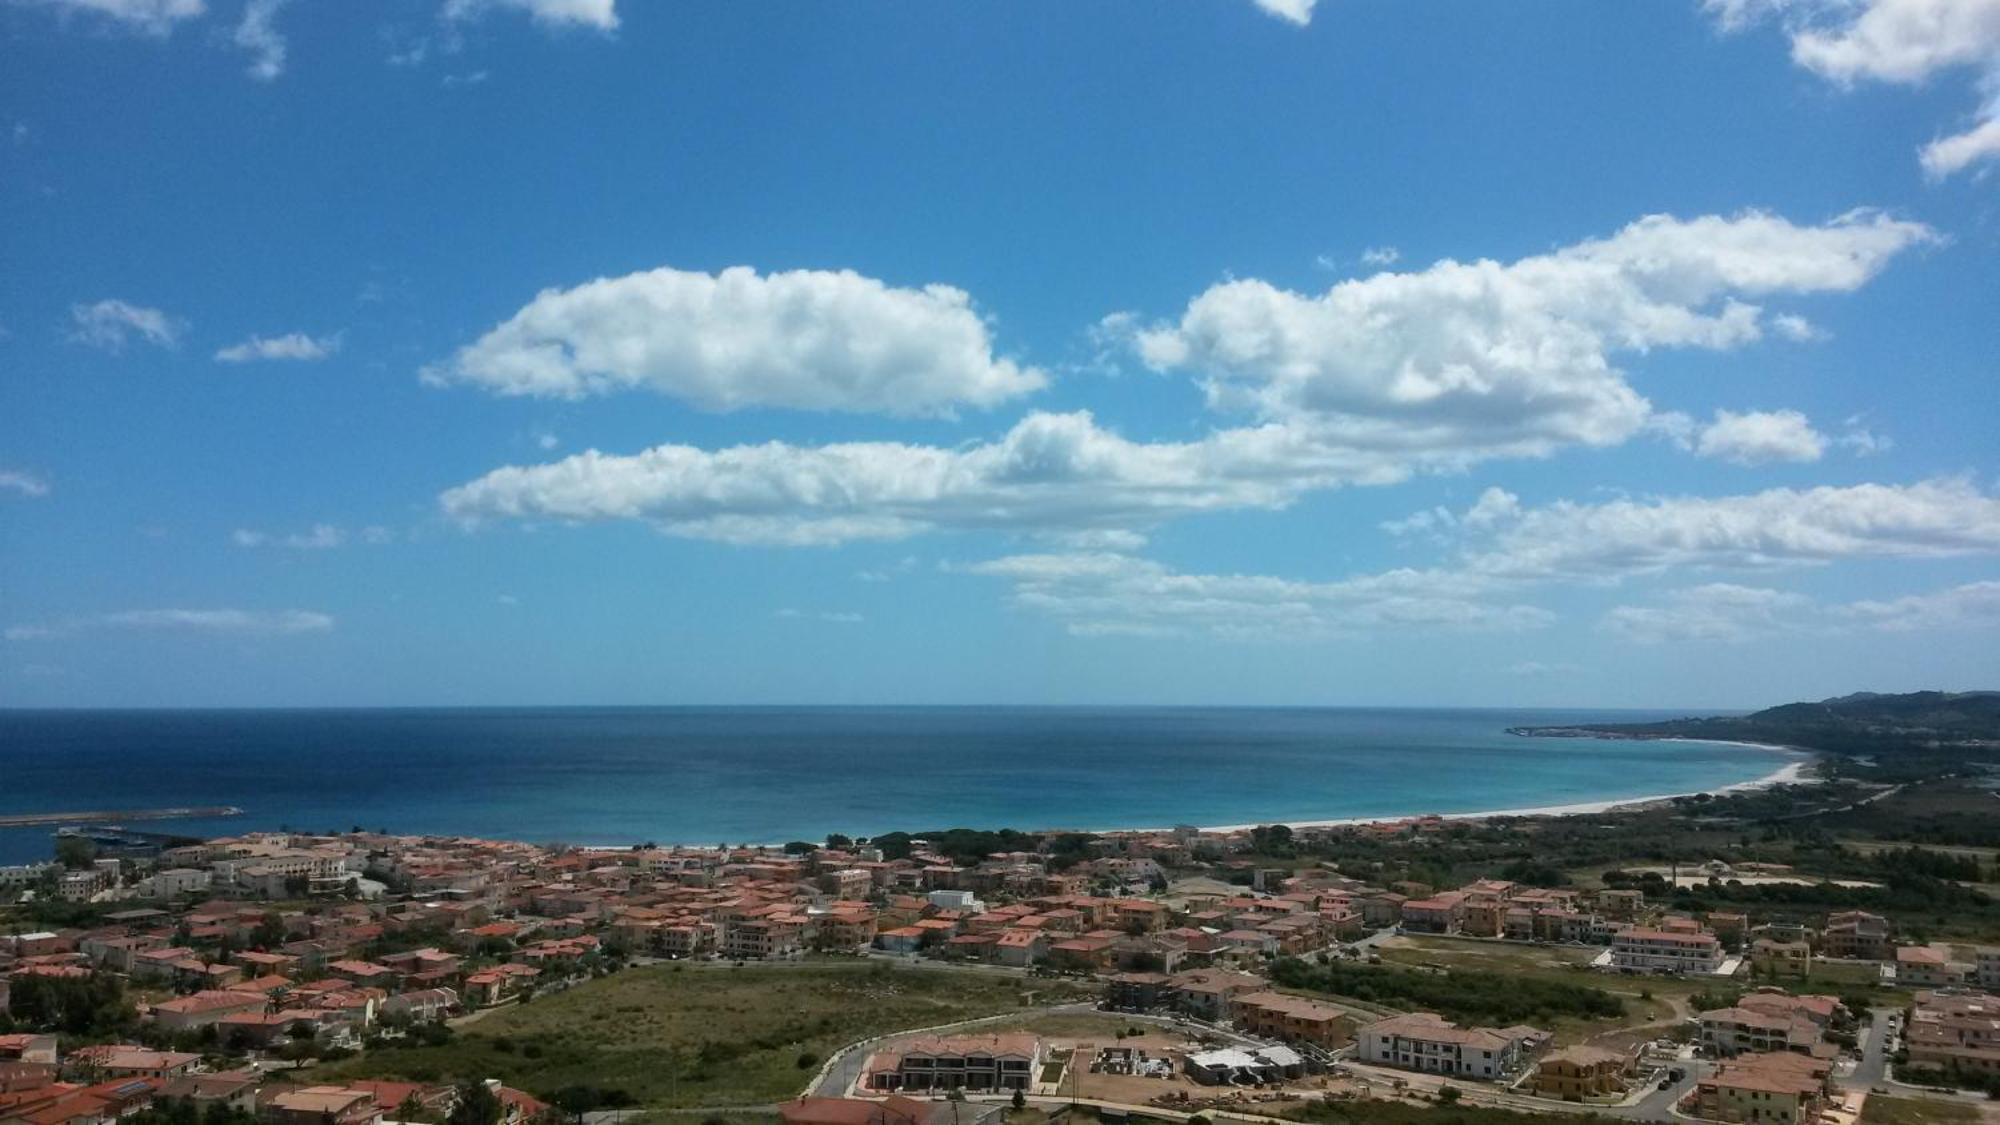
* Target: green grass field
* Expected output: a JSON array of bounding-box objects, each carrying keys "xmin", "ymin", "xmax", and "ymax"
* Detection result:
[{"xmin": 311, "ymin": 963, "xmax": 1088, "ymax": 1111}]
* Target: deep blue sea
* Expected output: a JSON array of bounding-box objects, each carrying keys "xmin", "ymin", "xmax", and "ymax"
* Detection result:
[{"xmin": 0, "ymin": 707, "xmax": 1781, "ymax": 865}]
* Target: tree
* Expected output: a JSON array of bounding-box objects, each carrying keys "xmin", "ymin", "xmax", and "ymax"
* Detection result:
[
  {"xmin": 54, "ymin": 836, "xmax": 96, "ymax": 870},
  {"xmin": 1011, "ymin": 1090, "xmax": 1025, "ymax": 1111},
  {"xmin": 448, "ymin": 1083, "xmax": 502, "ymax": 1125},
  {"xmin": 825, "ymin": 833, "xmax": 854, "ymax": 851},
  {"xmin": 1437, "ymin": 1086, "xmax": 1461, "ymax": 1105},
  {"xmin": 252, "ymin": 913, "xmax": 287, "ymax": 949},
  {"xmin": 7, "ymin": 972, "xmax": 135, "ymax": 1037}
]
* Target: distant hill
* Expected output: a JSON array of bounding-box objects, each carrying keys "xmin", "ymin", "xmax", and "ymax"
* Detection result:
[{"xmin": 1510, "ymin": 690, "xmax": 2000, "ymax": 758}]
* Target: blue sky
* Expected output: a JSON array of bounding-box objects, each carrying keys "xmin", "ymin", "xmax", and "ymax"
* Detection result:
[{"xmin": 2, "ymin": 0, "xmax": 1998, "ymax": 709}]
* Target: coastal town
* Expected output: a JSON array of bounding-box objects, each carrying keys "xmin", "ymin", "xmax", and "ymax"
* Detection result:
[{"xmin": 4, "ymin": 753, "xmax": 1998, "ymax": 1125}]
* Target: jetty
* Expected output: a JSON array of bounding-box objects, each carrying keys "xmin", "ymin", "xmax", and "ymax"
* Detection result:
[{"xmin": 0, "ymin": 805, "xmax": 243, "ymax": 828}]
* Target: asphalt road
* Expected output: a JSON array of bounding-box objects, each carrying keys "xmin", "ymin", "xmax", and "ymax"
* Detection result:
[{"xmin": 1846, "ymin": 1007, "xmax": 1895, "ymax": 1090}]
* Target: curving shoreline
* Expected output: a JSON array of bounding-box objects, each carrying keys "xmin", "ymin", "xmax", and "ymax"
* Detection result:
[
  {"xmin": 1186, "ymin": 742, "xmax": 1814, "ymax": 834},
  {"xmin": 578, "ymin": 743, "xmax": 1819, "ymax": 851}
]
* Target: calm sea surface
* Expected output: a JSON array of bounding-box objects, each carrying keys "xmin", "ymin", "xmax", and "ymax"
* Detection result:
[{"xmin": 0, "ymin": 707, "xmax": 1776, "ymax": 864}]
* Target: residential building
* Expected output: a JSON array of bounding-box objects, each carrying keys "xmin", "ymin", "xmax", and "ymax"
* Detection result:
[
  {"xmin": 1698, "ymin": 1007, "xmax": 1822, "ymax": 1057},
  {"xmin": 1749, "ymin": 939, "xmax": 1812, "ymax": 979},
  {"xmin": 1820, "ymin": 912, "xmax": 1892, "ymax": 961},
  {"xmin": 1357, "ymin": 1013, "xmax": 1539, "ymax": 1080},
  {"xmin": 1529, "ymin": 1045, "xmax": 1633, "ymax": 1101},
  {"xmin": 65, "ymin": 1047, "xmax": 202, "ymax": 1081},
  {"xmin": 1229, "ymin": 991, "xmax": 1353, "ymax": 1048},
  {"xmin": 1164, "ymin": 969, "xmax": 1265, "ymax": 1021},
  {"xmin": 1610, "ymin": 927, "xmax": 1722, "ymax": 974},
  {"xmin": 149, "ymin": 991, "xmax": 268, "ymax": 1033},
  {"xmin": 1896, "ymin": 946, "xmax": 1955, "ymax": 988},
  {"xmin": 1977, "ymin": 948, "xmax": 2000, "ymax": 993},
  {"xmin": 260, "ymin": 1085, "xmax": 381, "ymax": 1125},
  {"xmin": 864, "ymin": 1034, "xmax": 1040, "ymax": 1093},
  {"xmin": 1687, "ymin": 1052, "xmax": 1830, "ymax": 1125},
  {"xmin": 1905, "ymin": 990, "xmax": 2000, "ymax": 1076}
]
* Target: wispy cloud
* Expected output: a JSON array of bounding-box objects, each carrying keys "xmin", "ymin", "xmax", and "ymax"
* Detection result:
[
  {"xmin": 6, "ymin": 608, "xmax": 335, "ymax": 641},
  {"xmin": 1249, "ymin": 0, "xmax": 1316, "ymax": 27},
  {"xmin": 232, "ymin": 0, "xmax": 288, "ymax": 81},
  {"xmin": 0, "ymin": 470, "xmax": 51, "ymax": 499},
  {"xmin": 774, "ymin": 608, "xmax": 865, "ymax": 624},
  {"xmin": 215, "ymin": 331, "xmax": 339, "ymax": 363},
  {"xmin": 231, "ymin": 523, "xmax": 364, "ymax": 549},
  {"xmin": 69, "ymin": 299, "xmax": 185, "ymax": 352},
  {"xmin": 16, "ymin": 0, "xmax": 206, "ymax": 36}
]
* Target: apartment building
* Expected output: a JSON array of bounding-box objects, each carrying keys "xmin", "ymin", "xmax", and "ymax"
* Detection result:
[
  {"xmin": 1896, "ymin": 946, "xmax": 1956, "ymax": 988},
  {"xmin": 1229, "ymin": 991, "xmax": 1353, "ymax": 1048},
  {"xmin": 1610, "ymin": 927, "xmax": 1722, "ymax": 974},
  {"xmin": 1164, "ymin": 969, "xmax": 1267, "ymax": 1021},
  {"xmin": 1399, "ymin": 894, "xmax": 1464, "ymax": 934},
  {"xmin": 1688, "ymin": 1052, "xmax": 1830, "ymax": 1125},
  {"xmin": 1697, "ymin": 1007, "xmax": 1822, "ymax": 1057},
  {"xmin": 1820, "ymin": 911, "xmax": 1892, "ymax": 961},
  {"xmin": 150, "ymin": 990, "xmax": 269, "ymax": 1033},
  {"xmin": 1529, "ymin": 1045, "xmax": 1633, "ymax": 1101},
  {"xmin": 1357, "ymin": 1013, "xmax": 1539, "ymax": 1080},
  {"xmin": 865, "ymin": 1034, "xmax": 1041, "ymax": 1093},
  {"xmin": 1905, "ymin": 990, "xmax": 2000, "ymax": 1076},
  {"xmin": 65, "ymin": 1046, "xmax": 203, "ymax": 1080},
  {"xmin": 720, "ymin": 907, "xmax": 807, "ymax": 960},
  {"xmin": 1749, "ymin": 939, "xmax": 1812, "ymax": 979}
]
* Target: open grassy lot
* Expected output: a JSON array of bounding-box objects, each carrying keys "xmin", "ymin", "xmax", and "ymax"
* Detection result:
[
  {"xmin": 1371, "ymin": 935, "xmax": 1710, "ymax": 1045},
  {"xmin": 1859, "ymin": 1094, "xmax": 1982, "ymax": 1125},
  {"xmin": 312, "ymin": 963, "xmax": 1088, "ymax": 1110}
]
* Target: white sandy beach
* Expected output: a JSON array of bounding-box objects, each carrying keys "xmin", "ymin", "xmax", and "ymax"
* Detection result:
[{"xmin": 1190, "ymin": 745, "xmax": 1815, "ymax": 834}]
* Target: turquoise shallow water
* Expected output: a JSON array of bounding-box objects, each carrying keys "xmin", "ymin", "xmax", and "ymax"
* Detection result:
[{"xmin": 0, "ymin": 706, "xmax": 1780, "ymax": 863}]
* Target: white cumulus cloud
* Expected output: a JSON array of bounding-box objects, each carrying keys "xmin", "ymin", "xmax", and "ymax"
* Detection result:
[
  {"xmin": 441, "ymin": 410, "xmax": 1339, "ymax": 546},
  {"xmin": 426, "ymin": 265, "xmax": 1046, "ymax": 416},
  {"xmin": 1132, "ymin": 210, "xmax": 1931, "ymax": 467},
  {"xmin": 1694, "ymin": 408, "xmax": 1829, "ymax": 464},
  {"xmin": 442, "ymin": 211, "xmax": 1930, "ymax": 549},
  {"xmin": 1705, "ymin": 0, "xmax": 2000, "ymax": 178}
]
